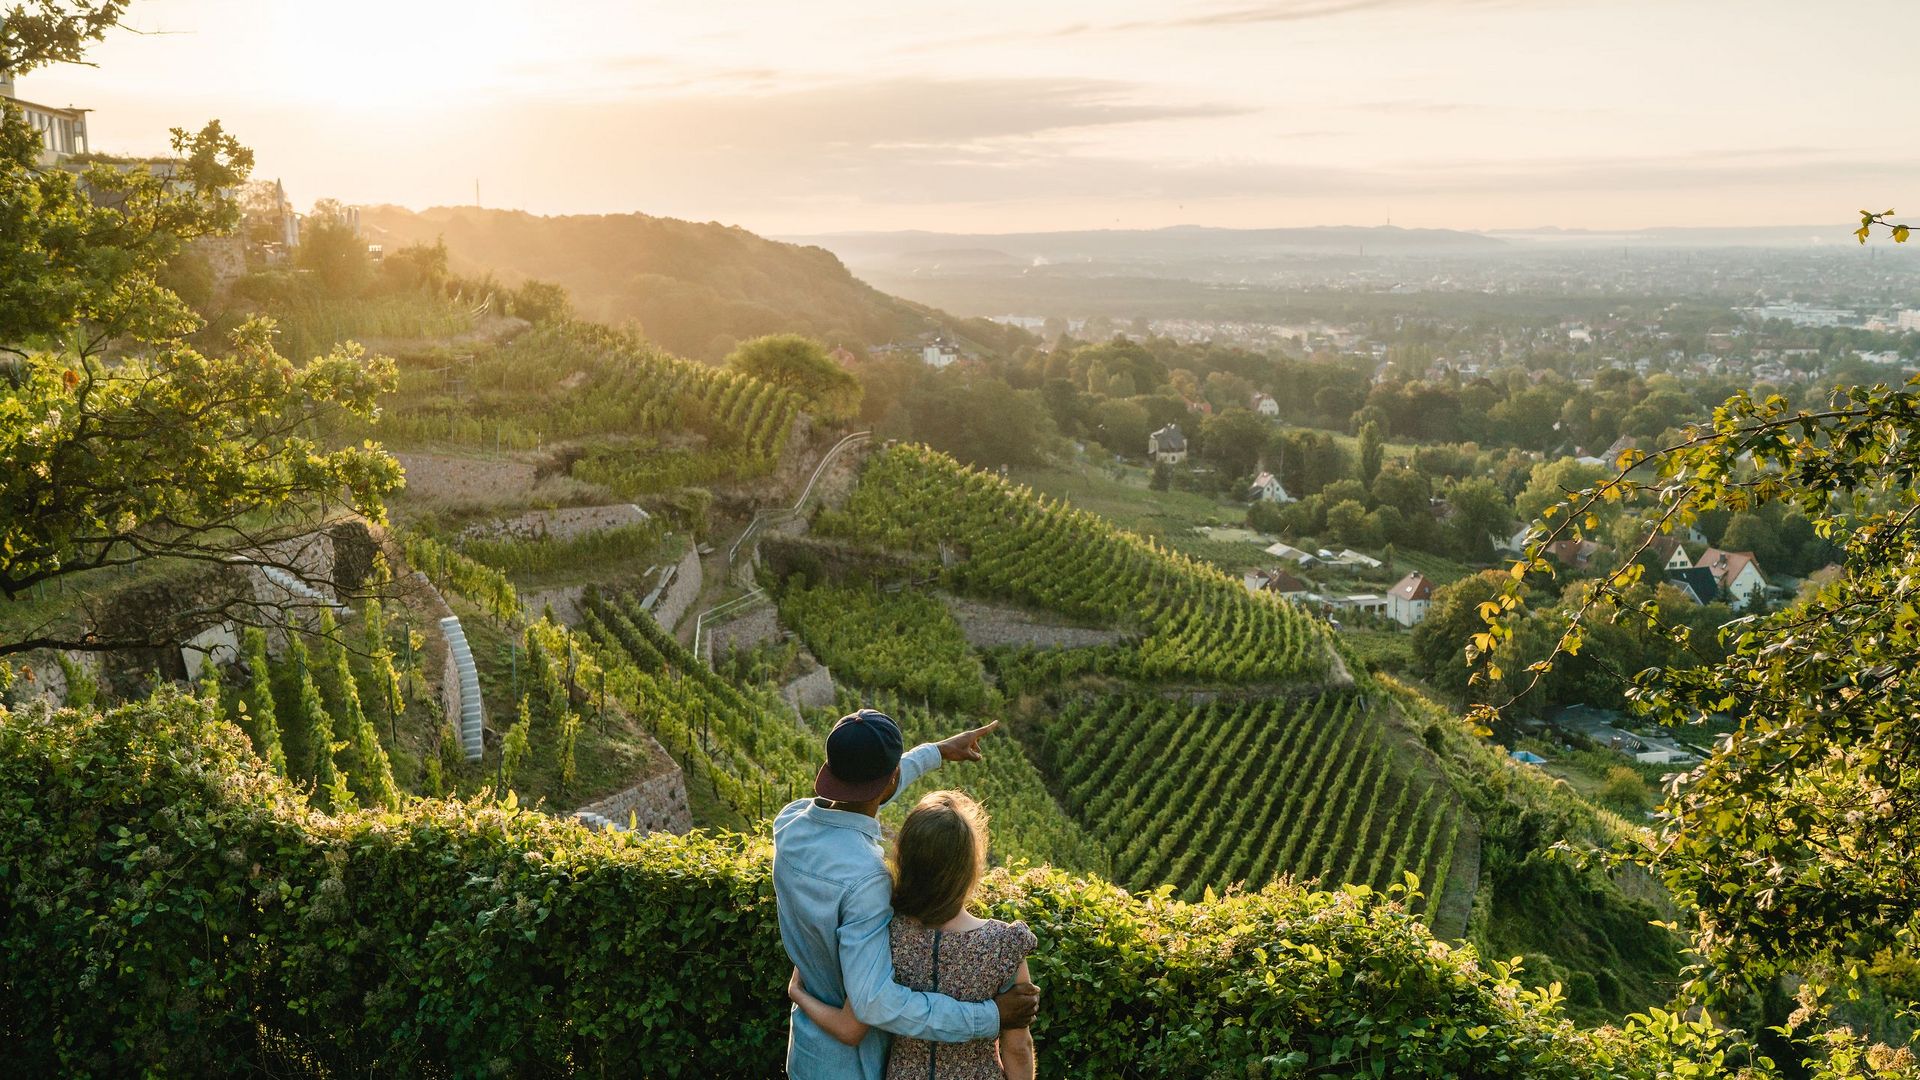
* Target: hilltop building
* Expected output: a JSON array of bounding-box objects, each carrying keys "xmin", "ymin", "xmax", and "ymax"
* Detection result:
[
  {"xmin": 1696, "ymin": 547, "xmax": 1766, "ymax": 608},
  {"xmin": 1251, "ymin": 392, "xmax": 1280, "ymax": 417},
  {"xmin": 1386, "ymin": 571, "xmax": 1434, "ymax": 627},
  {"xmin": 1148, "ymin": 424, "xmax": 1188, "ymax": 465},
  {"xmin": 1, "ymin": 71, "xmax": 89, "ymax": 164},
  {"xmin": 921, "ymin": 338, "xmax": 959, "ymax": 369}
]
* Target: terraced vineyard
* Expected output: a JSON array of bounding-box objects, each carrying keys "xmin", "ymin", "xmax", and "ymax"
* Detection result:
[
  {"xmin": 579, "ymin": 587, "xmax": 817, "ymax": 824},
  {"xmin": 818, "ymin": 445, "xmax": 1332, "ymax": 684},
  {"xmin": 779, "ymin": 582, "xmax": 988, "ymax": 710},
  {"xmin": 815, "ymin": 689, "xmax": 1107, "ymax": 875},
  {"xmin": 373, "ymin": 322, "xmax": 800, "ymax": 491},
  {"xmin": 1031, "ymin": 691, "xmax": 1463, "ymax": 908}
]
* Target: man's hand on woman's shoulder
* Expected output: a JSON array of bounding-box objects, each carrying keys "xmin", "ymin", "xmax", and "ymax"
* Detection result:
[{"xmin": 938, "ymin": 719, "xmax": 1002, "ymax": 763}]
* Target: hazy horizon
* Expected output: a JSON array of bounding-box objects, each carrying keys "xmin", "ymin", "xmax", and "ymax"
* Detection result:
[{"xmin": 18, "ymin": 0, "xmax": 1917, "ymax": 236}]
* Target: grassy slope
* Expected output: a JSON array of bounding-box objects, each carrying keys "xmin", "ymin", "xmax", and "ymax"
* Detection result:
[{"xmin": 358, "ymin": 205, "xmax": 940, "ymax": 360}]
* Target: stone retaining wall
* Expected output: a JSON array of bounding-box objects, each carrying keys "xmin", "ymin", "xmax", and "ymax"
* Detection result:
[
  {"xmin": 706, "ymin": 604, "xmax": 783, "ymax": 661},
  {"xmin": 651, "ymin": 543, "xmax": 703, "ymax": 634},
  {"xmin": 573, "ymin": 765, "xmax": 692, "ymax": 835},
  {"xmin": 940, "ymin": 594, "xmax": 1128, "ymax": 651},
  {"xmin": 780, "ymin": 666, "xmax": 836, "ymax": 714}
]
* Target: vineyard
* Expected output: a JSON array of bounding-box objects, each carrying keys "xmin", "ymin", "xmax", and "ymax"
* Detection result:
[
  {"xmin": 579, "ymin": 587, "xmax": 818, "ymax": 824},
  {"xmin": 1028, "ymin": 691, "xmax": 1463, "ymax": 910},
  {"xmin": 778, "ymin": 582, "xmax": 988, "ymax": 710},
  {"xmin": 817, "ymin": 445, "xmax": 1334, "ymax": 684},
  {"xmin": 367, "ymin": 322, "xmax": 801, "ymax": 494}
]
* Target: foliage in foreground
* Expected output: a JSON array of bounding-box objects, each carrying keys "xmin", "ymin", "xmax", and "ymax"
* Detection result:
[
  {"xmin": 0, "ymin": 692, "xmax": 1812, "ymax": 1079},
  {"xmin": 1479, "ymin": 381, "xmax": 1920, "ymax": 1019}
]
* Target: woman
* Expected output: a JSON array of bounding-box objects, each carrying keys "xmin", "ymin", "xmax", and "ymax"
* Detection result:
[{"xmin": 788, "ymin": 790, "xmax": 1037, "ymax": 1080}]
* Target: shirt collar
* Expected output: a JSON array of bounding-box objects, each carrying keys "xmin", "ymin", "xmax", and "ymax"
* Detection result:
[{"xmin": 804, "ymin": 798, "xmax": 883, "ymax": 841}]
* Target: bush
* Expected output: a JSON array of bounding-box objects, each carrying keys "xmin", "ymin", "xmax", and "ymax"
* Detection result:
[{"xmin": 0, "ymin": 693, "xmax": 1734, "ymax": 1078}]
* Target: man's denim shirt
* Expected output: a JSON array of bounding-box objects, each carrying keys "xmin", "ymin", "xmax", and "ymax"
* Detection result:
[{"xmin": 772, "ymin": 742, "xmax": 999, "ymax": 1079}]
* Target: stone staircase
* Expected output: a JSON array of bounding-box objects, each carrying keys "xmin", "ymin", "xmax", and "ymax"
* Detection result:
[{"xmin": 439, "ymin": 615, "xmax": 485, "ymax": 762}]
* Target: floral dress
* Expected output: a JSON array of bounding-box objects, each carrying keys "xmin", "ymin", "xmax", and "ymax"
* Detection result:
[{"xmin": 885, "ymin": 917, "xmax": 1038, "ymax": 1080}]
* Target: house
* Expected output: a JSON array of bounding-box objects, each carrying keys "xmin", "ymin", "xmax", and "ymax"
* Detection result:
[
  {"xmin": 1645, "ymin": 534, "xmax": 1693, "ymax": 572},
  {"xmin": 1243, "ymin": 567, "xmax": 1309, "ymax": 597},
  {"xmin": 1386, "ymin": 570, "xmax": 1435, "ymax": 627},
  {"xmin": 1696, "ymin": 547, "xmax": 1767, "ymax": 609},
  {"xmin": 1, "ymin": 71, "xmax": 90, "ymax": 164},
  {"xmin": 1544, "ymin": 538, "xmax": 1601, "ymax": 570},
  {"xmin": 828, "ymin": 345, "xmax": 857, "ymax": 366},
  {"xmin": 1665, "ymin": 566, "xmax": 1719, "ymax": 605},
  {"xmin": 1183, "ymin": 397, "xmax": 1213, "ymax": 417},
  {"xmin": 1246, "ymin": 471, "xmax": 1294, "ymax": 504},
  {"xmin": 1148, "ymin": 424, "xmax": 1188, "ymax": 465},
  {"xmin": 1250, "ymin": 392, "xmax": 1280, "ymax": 417},
  {"xmin": 921, "ymin": 337, "xmax": 960, "ymax": 369}
]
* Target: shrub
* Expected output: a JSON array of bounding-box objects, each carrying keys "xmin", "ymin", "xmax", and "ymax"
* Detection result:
[{"xmin": 0, "ymin": 693, "xmax": 1735, "ymax": 1078}]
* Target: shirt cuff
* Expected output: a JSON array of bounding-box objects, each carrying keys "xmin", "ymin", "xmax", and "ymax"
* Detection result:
[{"xmin": 970, "ymin": 999, "xmax": 1000, "ymax": 1040}]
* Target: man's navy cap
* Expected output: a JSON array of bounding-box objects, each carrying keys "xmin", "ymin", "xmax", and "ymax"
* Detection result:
[{"xmin": 815, "ymin": 709, "xmax": 904, "ymax": 803}]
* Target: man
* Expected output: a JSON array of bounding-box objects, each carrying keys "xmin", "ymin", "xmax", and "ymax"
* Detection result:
[{"xmin": 773, "ymin": 708, "xmax": 1040, "ymax": 1078}]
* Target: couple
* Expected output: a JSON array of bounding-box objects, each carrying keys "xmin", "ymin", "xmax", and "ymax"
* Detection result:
[{"xmin": 772, "ymin": 708, "xmax": 1042, "ymax": 1079}]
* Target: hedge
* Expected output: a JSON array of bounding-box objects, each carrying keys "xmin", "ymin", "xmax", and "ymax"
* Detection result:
[{"xmin": 0, "ymin": 693, "xmax": 1730, "ymax": 1078}]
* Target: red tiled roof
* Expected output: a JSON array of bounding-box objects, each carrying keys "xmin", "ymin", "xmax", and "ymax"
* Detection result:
[
  {"xmin": 1696, "ymin": 547, "xmax": 1762, "ymax": 588},
  {"xmin": 1389, "ymin": 571, "xmax": 1433, "ymax": 602}
]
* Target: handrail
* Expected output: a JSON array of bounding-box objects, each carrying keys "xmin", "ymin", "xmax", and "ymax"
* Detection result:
[
  {"xmin": 691, "ymin": 588, "xmax": 768, "ymax": 664},
  {"xmin": 727, "ymin": 430, "xmax": 872, "ymax": 568}
]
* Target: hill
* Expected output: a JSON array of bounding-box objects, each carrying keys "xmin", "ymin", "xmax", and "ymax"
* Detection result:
[{"xmin": 357, "ymin": 205, "xmax": 952, "ymax": 360}]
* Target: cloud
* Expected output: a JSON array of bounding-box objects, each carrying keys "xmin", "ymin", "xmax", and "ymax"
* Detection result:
[{"xmin": 920, "ymin": 0, "xmax": 1538, "ymax": 48}]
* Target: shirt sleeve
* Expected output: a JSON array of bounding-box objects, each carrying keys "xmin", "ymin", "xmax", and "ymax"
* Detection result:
[
  {"xmin": 837, "ymin": 871, "xmax": 999, "ymax": 1042},
  {"xmin": 882, "ymin": 742, "xmax": 943, "ymax": 810}
]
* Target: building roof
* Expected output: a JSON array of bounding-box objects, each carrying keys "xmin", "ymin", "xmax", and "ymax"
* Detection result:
[
  {"xmin": 1149, "ymin": 424, "xmax": 1186, "ymax": 451},
  {"xmin": 1665, "ymin": 566, "xmax": 1719, "ymax": 605},
  {"xmin": 1645, "ymin": 533, "xmax": 1684, "ymax": 565},
  {"xmin": 1388, "ymin": 570, "xmax": 1434, "ymax": 602},
  {"xmin": 1254, "ymin": 568, "xmax": 1309, "ymax": 594},
  {"xmin": 1544, "ymin": 538, "xmax": 1601, "ymax": 568},
  {"xmin": 1696, "ymin": 546, "xmax": 1762, "ymax": 587}
]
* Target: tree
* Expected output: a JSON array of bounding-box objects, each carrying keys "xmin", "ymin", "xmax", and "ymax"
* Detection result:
[
  {"xmin": 0, "ymin": 323, "xmax": 400, "ymax": 658},
  {"xmin": 1479, "ymin": 379, "xmax": 1920, "ymax": 1014},
  {"xmin": 509, "ymin": 279, "xmax": 570, "ymax": 324},
  {"xmin": 292, "ymin": 199, "xmax": 372, "ymax": 296},
  {"xmin": 2, "ymin": 113, "xmax": 250, "ymax": 354},
  {"xmin": 0, "ymin": 1, "xmax": 128, "ymax": 73},
  {"xmin": 1445, "ymin": 477, "xmax": 1512, "ymax": 562},
  {"xmin": 1199, "ymin": 408, "xmax": 1268, "ymax": 478},
  {"xmin": 1324, "ymin": 499, "xmax": 1374, "ymax": 547},
  {"xmin": 1411, "ymin": 571, "xmax": 1511, "ymax": 699},
  {"xmin": 724, "ymin": 334, "xmax": 861, "ymax": 421},
  {"xmin": 0, "ymin": 30, "xmax": 400, "ymax": 664},
  {"xmin": 1598, "ymin": 766, "xmax": 1652, "ymax": 816},
  {"xmin": 1357, "ymin": 420, "xmax": 1384, "ymax": 489}
]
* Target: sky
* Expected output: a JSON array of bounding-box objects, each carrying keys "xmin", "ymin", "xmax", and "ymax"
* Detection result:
[{"xmin": 15, "ymin": 0, "xmax": 1917, "ymax": 235}]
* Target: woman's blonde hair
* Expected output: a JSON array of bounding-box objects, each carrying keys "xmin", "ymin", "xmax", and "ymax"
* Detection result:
[{"xmin": 891, "ymin": 790, "xmax": 989, "ymax": 926}]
